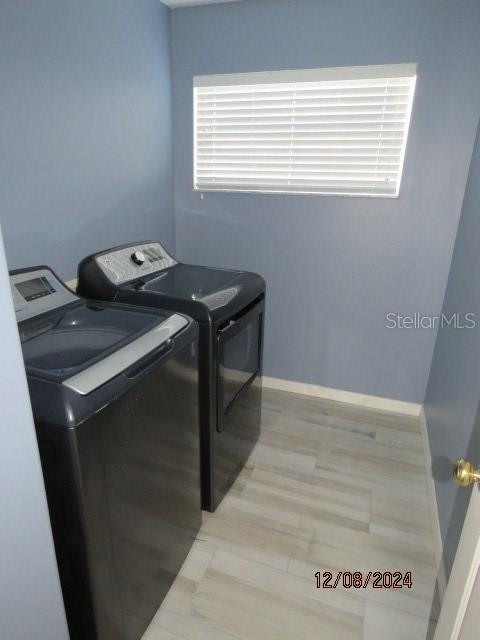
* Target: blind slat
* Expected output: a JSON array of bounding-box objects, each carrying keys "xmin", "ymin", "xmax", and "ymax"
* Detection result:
[
  {"xmin": 196, "ymin": 172, "xmax": 399, "ymax": 181},
  {"xmin": 195, "ymin": 78, "xmax": 413, "ymax": 95},
  {"xmin": 197, "ymin": 153, "xmax": 402, "ymax": 160},
  {"xmin": 197, "ymin": 110, "xmax": 409, "ymax": 120},
  {"xmin": 196, "ymin": 91, "xmax": 411, "ymax": 105},
  {"xmin": 196, "ymin": 139, "xmax": 404, "ymax": 145},
  {"xmin": 197, "ymin": 160, "xmax": 401, "ymax": 168},
  {"xmin": 196, "ymin": 101, "xmax": 409, "ymax": 111}
]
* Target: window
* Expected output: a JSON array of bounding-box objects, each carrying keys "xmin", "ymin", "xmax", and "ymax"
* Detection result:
[{"xmin": 194, "ymin": 64, "xmax": 416, "ymax": 197}]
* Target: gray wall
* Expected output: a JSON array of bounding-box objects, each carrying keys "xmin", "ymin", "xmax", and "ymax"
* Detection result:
[
  {"xmin": 424, "ymin": 119, "xmax": 480, "ymax": 577},
  {"xmin": 170, "ymin": 0, "xmax": 480, "ymax": 403},
  {"xmin": 0, "ymin": 0, "xmax": 174, "ymax": 280},
  {"xmin": 0, "ymin": 226, "xmax": 69, "ymax": 639}
]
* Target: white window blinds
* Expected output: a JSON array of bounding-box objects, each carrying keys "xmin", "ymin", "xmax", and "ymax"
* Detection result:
[{"xmin": 194, "ymin": 64, "xmax": 417, "ymax": 197}]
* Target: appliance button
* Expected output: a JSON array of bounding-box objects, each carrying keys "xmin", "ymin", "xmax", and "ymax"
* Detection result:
[{"xmin": 131, "ymin": 251, "xmax": 146, "ymax": 266}]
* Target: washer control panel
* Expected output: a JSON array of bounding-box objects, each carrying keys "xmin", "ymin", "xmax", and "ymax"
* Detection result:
[
  {"xmin": 11, "ymin": 268, "xmax": 78, "ymax": 322},
  {"xmin": 95, "ymin": 242, "xmax": 177, "ymax": 285}
]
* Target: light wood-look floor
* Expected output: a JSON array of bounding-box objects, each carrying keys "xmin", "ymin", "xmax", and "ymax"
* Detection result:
[{"xmin": 143, "ymin": 388, "xmax": 439, "ymax": 640}]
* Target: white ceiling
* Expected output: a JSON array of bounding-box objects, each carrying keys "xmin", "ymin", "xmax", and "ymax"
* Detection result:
[{"xmin": 164, "ymin": 0, "xmax": 243, "ymax": 8}]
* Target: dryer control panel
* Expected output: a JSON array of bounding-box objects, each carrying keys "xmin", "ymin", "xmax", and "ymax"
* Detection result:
[
  {"xmin": 95, "ymin": 242, "xmax": 177, "ymax": 285},
  {"xmin": 10, "ymin": 268, "xmax": 78, "ymax": 322}
]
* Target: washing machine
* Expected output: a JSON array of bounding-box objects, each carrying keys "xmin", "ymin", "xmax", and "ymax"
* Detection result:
[
  {"xmin": 10, "ymin": 265, "xmax": 201, "ymax": 640},
  {"xmin": 77, "ymin": 242, "xmax": 265, "ymax": 511}
]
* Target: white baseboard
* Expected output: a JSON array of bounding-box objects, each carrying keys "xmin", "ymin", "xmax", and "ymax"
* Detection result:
[
  {"xmin": 262, "ymin": 376, "xmax": 422, "ymax": 416},
  {"xmin": 419, "ymin": 407, "xmax": 447, "ymax": 602}
]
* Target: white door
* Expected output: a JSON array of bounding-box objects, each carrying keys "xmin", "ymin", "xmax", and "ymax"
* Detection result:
[
  {"xmin": 434, "ymin": 475, "xmax": 480, "ymax": 640},
  {"xmin": 0, "ymin": 227, "xmax": 69, "ymax": 638}
]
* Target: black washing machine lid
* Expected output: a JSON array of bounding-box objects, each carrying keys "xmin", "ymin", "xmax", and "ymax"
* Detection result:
[
  {"xmin": 20, "ymin": 300, "xmax": 175, "ymax": 383},
  {"xmin": 12, "ymin": 265, "xmax": 193, "ymax": 428}
]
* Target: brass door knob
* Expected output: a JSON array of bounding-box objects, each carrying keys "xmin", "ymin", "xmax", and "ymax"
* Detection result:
[{"xmin": 453, "ymin": 459, "xmax": 480, "ymax": 486}]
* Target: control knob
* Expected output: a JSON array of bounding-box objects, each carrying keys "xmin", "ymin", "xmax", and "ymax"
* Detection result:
[{"xmin": 131, "ymin": 250, "xmax": 146, "ymax": 266}]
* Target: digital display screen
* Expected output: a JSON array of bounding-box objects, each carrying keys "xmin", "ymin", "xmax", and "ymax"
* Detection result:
[{"xmin": 16, "ymin": 277, "xmax": 55, "ymax": 302}]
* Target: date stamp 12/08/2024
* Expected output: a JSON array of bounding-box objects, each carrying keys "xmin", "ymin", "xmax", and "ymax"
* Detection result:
[{"xmin": 315, "ymin": 571, "xmax": 413, "ymax": 590}]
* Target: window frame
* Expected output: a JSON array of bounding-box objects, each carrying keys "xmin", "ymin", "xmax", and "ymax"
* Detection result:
[{"xmin": 193, "ymin": 63, "xmax": 417, "ymax": 198}]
